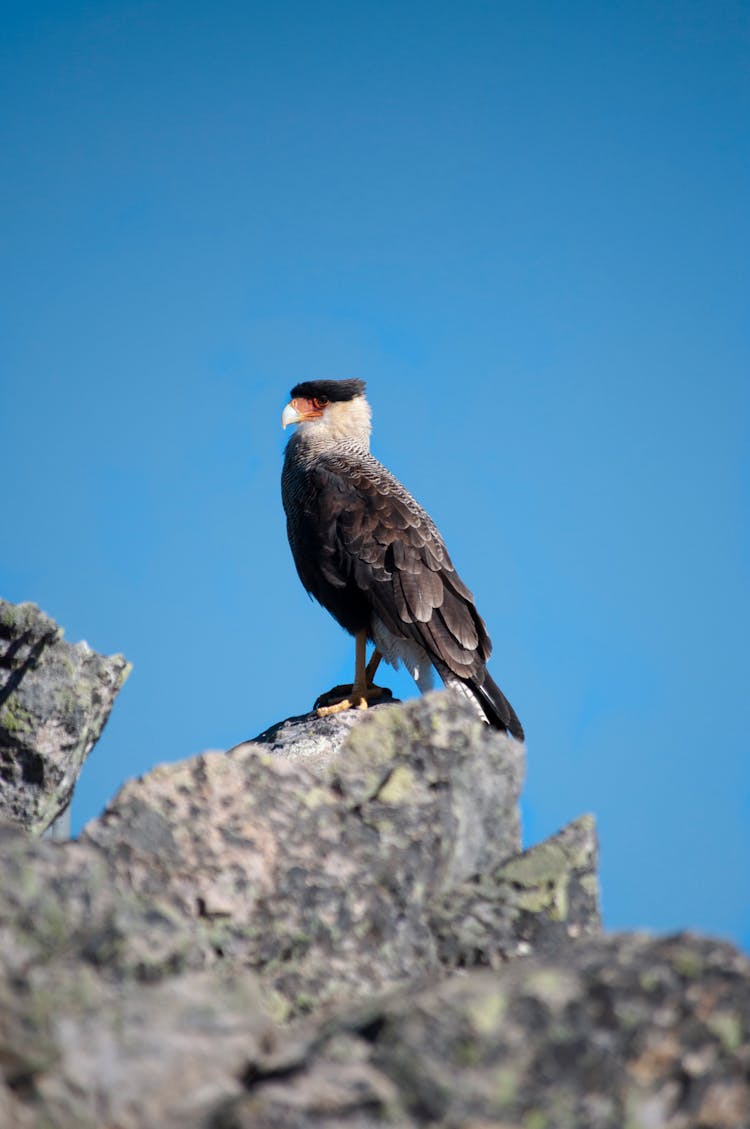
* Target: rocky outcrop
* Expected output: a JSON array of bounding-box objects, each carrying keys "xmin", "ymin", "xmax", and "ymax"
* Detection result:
[
  {"xmin": 79, "ymin": 693, "xmax": 596, "ymax": 1015},
  {"xmin": 2, "ymin": 797, "xmax": 747, "ymax": 1129},
  {"xmin": 0, "ymin": 816, "xmax": 277, "ymax": 1128},
  {"xmin": 0, "ymin": 596, "xmax": 747, "ymax": 1128},
  {"xmin": 216, "ymin": 932, "xmax": 750, "ymax": 1129},
  {"xmin": 0, "ymin": 599, "xmax": 130, "ymax": 833}
]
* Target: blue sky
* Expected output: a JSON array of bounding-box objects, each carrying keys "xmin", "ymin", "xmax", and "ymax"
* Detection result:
[{"xmin": 1, "ymin": 1, "xmax": 748, "ymax": 947}]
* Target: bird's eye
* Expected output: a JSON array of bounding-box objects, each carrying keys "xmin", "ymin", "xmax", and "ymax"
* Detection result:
[{"xmin": 312, "ymin": 396, "xmax": 329, "ymax": 409}]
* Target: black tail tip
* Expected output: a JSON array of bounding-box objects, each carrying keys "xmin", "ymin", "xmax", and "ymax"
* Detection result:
[{"xmin": 473, "ymin": 672, "xmax": 525, "ymax": 740}]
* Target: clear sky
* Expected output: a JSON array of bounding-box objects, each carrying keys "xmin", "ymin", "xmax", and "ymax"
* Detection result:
[{"xmin": 1, "ymin": 1, "xmax": 748, "ymax": 948}]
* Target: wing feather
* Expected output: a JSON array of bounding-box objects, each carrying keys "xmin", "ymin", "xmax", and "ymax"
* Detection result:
[
  {"xmin": 438, "ymin": 588, "xmax": 479, "ymax": 650},
  {"xmin": 295, "ymin": 453, "xmax": 491, "ymax": 680}
]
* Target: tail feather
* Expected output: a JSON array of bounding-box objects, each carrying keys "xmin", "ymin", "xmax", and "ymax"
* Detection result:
[
  {"xmin": 437, "ymin": 662, "xmax": 524, "ymax": 740},
  {"xmin": 470, "ymin": 670, "xmax": 524, "ymax": 739}
]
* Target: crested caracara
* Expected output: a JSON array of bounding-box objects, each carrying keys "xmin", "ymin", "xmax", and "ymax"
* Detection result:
[{"xmin": 281, "ymin": 379, "xmax": 524, "ymax": 739}]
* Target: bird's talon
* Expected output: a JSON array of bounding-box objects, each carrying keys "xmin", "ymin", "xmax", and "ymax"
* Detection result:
[
  {"xmin": 314, "ymin": 683, "xmax": 392, "ymax": 717},
  {"xmin": 316, "ymin": 698, "xmax": 354, "ymax": 717},
  {"xmin": 314, "ymin": 684, "xmax": 354, "ymax": 710}
]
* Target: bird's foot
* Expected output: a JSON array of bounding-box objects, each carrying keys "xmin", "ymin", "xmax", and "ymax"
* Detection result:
[{"xmin": 314, "ymin": 683, "xmax": 392, "ymax": 716}]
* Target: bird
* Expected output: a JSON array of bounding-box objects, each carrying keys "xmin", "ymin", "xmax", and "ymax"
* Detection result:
[{"xmin": 281, "ymin": 378, "xmax": 524, "ymax": 739}]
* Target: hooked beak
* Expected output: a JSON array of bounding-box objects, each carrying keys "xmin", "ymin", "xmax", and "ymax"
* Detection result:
[
  {"xmin": 281, "ymin": 401, "xmax": 302, "ymax": 429},
  {"xmin": 281, "ymin": 397, "xmax": 323, "ymax": 429}
]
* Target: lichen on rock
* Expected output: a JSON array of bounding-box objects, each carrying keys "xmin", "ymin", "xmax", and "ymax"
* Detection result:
[{"xmin": 0, "ymin": 598, "xmax": 130, "ymax": 834}]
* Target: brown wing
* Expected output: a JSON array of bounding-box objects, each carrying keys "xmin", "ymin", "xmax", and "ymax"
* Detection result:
[{"xmin": 311, "ymin": 455, "xmax": 493, "ymax": 681}]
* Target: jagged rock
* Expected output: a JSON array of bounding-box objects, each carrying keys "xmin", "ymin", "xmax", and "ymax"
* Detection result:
[
  {"xmin": 0, "ymin": 818, "xmax": 292, "ymax": 1128},
  {"xmin": 0, "ymin": 599, "xmax": 130, "ymax": 834},
  {"xmin": 244, "ymin": 702, "xmax": 394, "ymax": 773},
  {"xmin": 252, "ymin": 690, "xmax": 526, "ymax": 882},
  {"xmin": 0, "ymin": 819, "xmax": 202, "ymax": 984},
  {"xmin": 2, "ymin": 803, "xmax": 749, "ymax": 1129},
  {"xmin": 216, "ymin": 933, "xmax": 750, "ymax": 1129},
  {"xmin": 81, "ymin": 693, "xmax": 529, "ymax": 1014},
  {"xmin": 430, "ymin": 812, "xmax": 600, "ymax": 968},
  {"xmin": 2, "ymin": 608, "xmax": 743, "ymax": 1129}
]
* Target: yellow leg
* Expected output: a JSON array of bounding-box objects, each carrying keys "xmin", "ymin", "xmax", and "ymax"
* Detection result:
[
  {"xmin": 316, "ymin": 636, "xmax": 389, "ymax": 716},
  {"xmin": 366, "ymin": 649, "xmax": 383, "ymax": 683}
]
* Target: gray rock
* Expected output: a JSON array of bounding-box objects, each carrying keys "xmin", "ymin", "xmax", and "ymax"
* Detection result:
[
  {"xmin": 431, "ymin": 813, "xmax": 601, "ymax": 968},
  {"xmin": 0, "ymin": 817, "xmax": 264, "ymax": 1129},
  {"xmin": 251, "ymin": 690, "xmax": 525, "ymax": 882},
  {"xmin": 217, "ymin": 933, "xmax": 750, "ymax": 1129},
  {"xmin": 81, "ymin": 693, "xmax": 527, "ymax": 1015},
  {"xmin": 0, "ymin": 819, "xmax": 203, "ymax": 984},
  {"xmin": 1, "ymin": 611, "xmax": 743, "ymax": 1129},
  {"xmin": 326, "ymin": 690, "xmax": 524, "ymax": 885},
  {"xmin": 0, "ymin": 599, "xmax": 130, "ymax": 834},
  {"xmin": 243, "ymin": 700, "xmax": 397, "ymax": 774}
]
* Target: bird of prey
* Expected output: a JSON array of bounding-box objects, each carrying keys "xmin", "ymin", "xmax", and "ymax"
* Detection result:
[{"xmin": 281, "ymin": 379, "xmax": 523, "ymax": 739}]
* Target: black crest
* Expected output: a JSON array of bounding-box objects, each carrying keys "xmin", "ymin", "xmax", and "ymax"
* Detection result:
[{"xmin": 290, "ymin": 379, "xmax": 366, "ymax": 402}]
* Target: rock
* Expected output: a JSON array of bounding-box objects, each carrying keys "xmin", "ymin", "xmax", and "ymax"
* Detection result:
[
  {"xmin": 0, "ymin": 819, "xmax": 202, "ymax": 984},
  {"xmin": 242, "ymin": 701, "xmax": 396, "ymax": 774},
  {"xmin": 0, "ymin": 604, "xmax": 745, "ymax": 1129},
  {"xmin": 431, "ymin": 813, "xmax": 600, "ymax": 968},
  {"xmin": 217, "ymin": 933, "xmax": 750, "ymax": 1129},
  {"xmin": 0, "ymin": 817, "xmax": 268, "ymax": 1129},
  {"xmin": 0, "ymin": 599, "xmax": 130, "ymax": 834},
  {"xmin": 81, "ymin": 693, "xmax": 529, "ymax": 1015}
]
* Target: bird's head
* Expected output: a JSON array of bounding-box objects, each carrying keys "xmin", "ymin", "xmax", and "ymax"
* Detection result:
[{"xmin": 282, "ymin": 379, "xmax": 371, "ymax": 446}]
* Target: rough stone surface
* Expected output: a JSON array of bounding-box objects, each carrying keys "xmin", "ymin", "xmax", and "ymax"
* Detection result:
[
  {"xmin": 431, "ymin": 813, "xmax": 601, "ymax": 968},
  {"xmin": 0, "ymin": 599, "xmax": 130, "ymax": 833},
  {"xmin": 0, "ymin": 603, "xmax": 747, "ymax": 1128},
  {"xmin": 242, "ymin": 701, "xmax": 395, "ymax": 774},
  {"xmin": 0, "ymin": 830, "xmax": 279, "ymax": 1127},
  {"xmin": 217, "ymin": 933, "xmax": 750, "ymax": 1129},
  {"xmin": 0, "ymin": 819, "xmax": 202, "ymax": 984},
  {"xmin": 81, "ymin": 693, "xmax": 528, "ymax": 1014}
]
